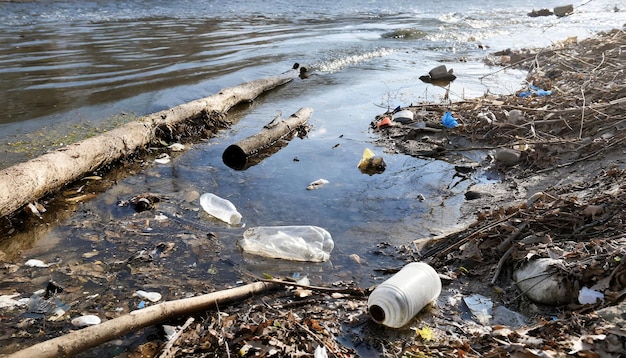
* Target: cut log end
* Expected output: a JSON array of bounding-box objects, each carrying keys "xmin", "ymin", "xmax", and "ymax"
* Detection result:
[{"xmin": 222, "ymin": 144, "xmax": 248, "ymax": 170}]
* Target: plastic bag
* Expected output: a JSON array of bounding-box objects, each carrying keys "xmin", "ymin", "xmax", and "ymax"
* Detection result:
[
  {"xmin": 441, "ymin": 111, "xmax": 459, "ymax": 128},
  {"xmin": 239, "ymin": 225, "xmax": 334, "ymax": 262}
]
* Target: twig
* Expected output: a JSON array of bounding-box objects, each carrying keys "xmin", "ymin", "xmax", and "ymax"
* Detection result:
[
  {"xmin": 260, "ymin": 278, "xmax": 366, "ymax": 297},
  {"xmin": 159, "ymin": 317, "xmax": 195, "ymax": 358},
  {"xmin": 579, "ymin": 87, "xmax": 586, "ymax": 139},
  {"xmin": 491, "ymin": 246, "xmax": 514, "ymax": 286},
  {"xmin": 421, "ymin": 212, "xmax": 520, "ymax": 260},
  {"xmin": 216, "ymin": 302, "xmax": 231, "ymax": 358},
  {"xmin": 536, "ymin": 134, "xmax": 626, "ymax": 173},
  {"xmin": 496, "ymin": 222, "xmax": 528, "ymax": 253},
  {"xmin": 7, "ymin": 281, "xmax": 280, "ymax": 358}
]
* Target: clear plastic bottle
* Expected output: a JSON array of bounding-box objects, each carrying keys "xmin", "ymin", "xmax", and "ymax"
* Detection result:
[
  {"xmin": 367, "ymin": 262, "xmax": 441, "ymax": 328},
  {"xmin": 239, "ymin": 225, "xmax": 334, "ymax": 262},
  {"xmin": 199, "ymin": 193, "xmax": 242, "ymax": 225}
]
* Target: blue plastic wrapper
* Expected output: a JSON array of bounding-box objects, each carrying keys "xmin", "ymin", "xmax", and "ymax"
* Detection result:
[
  {"xmin": 519, "ymin": 85, "xmax": 552, "ymax": 97},
  {"xmin": 441, "ymin": 111, "xmax": 459, "ymax": 128},
  {"xmin": 530, "ymin": 85, "xmax": 552, "ymax": 96}
]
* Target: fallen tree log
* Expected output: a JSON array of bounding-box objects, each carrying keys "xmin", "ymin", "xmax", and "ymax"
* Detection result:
[
  {"xmin": 7, "ymin": 281, "xmax": 280, "ymax": 358},
  {"xmin": 0, "ymin": 67, "xmax": 300, "ymax": 219},
  {"xmin": 222, "ymin": 107, "xmax": 313, "ymax": 169}
]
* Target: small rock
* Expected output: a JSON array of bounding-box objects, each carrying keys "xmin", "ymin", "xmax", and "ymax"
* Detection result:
[
  {"xmin": 491, "ymin": 305, "xmax": 528, "ymax": 328},
  {"xmin": 528, "ymin": 8, "xmax": 553, "ymax": 17},
  {"xmin": 554, "ymin": 4, "xmax": 573, "ymax": 17},
  {"xmin": 506, "ymin": 109, "xmax": 525, "ymax": 124},
  {"xmin": 495, "ymin": 148, "xmax": 521, "ymax": 166},
  {"xmin": 465, "ymin": 191, "xmax": 482, "ymax": 200},
  {"xmin": 583, "ymin": 205, "xmax": 604, "ymax": 218}
]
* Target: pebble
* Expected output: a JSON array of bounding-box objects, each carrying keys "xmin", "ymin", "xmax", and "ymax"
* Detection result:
[{"xmin": 495, "ymin": 148, "xmax": 521, "ymax": 165}]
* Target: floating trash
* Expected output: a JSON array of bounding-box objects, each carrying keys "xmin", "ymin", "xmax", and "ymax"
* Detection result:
[
  {"xmin": 239, "ymin": 225, "xmax": 334, "ymax": 262},
  {"xmin": 200, "ymin": 193, "xmax": 242, "ymax": 225},
  {"xmin": 306, "ymin": 179, "xmax": 329, "ymax": 190},
  {"xmin": 357, "ymin": 148, "xmax": 386, "ymax": 175}
]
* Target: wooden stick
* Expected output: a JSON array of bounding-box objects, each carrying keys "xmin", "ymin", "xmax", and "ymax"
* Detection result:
[
  {"xmin": 7, "ymin": 281, "xmax": 280, "ymax": 358},
  {"xmin": 222, "ymin": 107, "xmax": 313, "ymax": 170},
  {"xmin": 0, "ymin": 68, "xmax": 299, "ymax": 218},
  {"xmin": 158, "ymin": 317, "xmax": 195, "ymax": 358}
]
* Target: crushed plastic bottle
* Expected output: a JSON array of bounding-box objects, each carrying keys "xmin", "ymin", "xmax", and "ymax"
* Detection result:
[
  {"xmin": 367, "ymin": 262, "xmax": 442, "ymax": 328},
  {"xmin": 199, "ymin": 193, "xmax": 242, "ymax": 225},
  {"xmin": 239, "ymin": 225, "xmax": 334, "ymax": 262}
]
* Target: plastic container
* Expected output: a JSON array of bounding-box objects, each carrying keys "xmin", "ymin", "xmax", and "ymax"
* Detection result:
[
  {"xmin": 392, "ymin": 110, "xmax": 414, "ymax": 123},
  {"xmin": 199, "ymin": 193, "xmax": 242, "ymax": 225},
  {"xmin": 367, "ymin": 262, "xmax": 441, "ymax": 328},
  {"xmin": 239, "ymin": 225, "xmax": 334, "ymax": 262}
]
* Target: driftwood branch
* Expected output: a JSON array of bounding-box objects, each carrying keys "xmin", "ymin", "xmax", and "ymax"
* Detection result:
[
  {"xmin": 222, "ymin": 107, "xmax": 313, "ymax": 169},
  {"xmin": 7, "ymin": 281, "xmax": 280, "ymax": 358},
  {"xmin": 0, "ymin": 68, "xmax": 299, "ymax": 218}
]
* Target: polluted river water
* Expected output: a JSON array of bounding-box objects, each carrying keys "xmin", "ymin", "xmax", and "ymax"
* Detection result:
[{"xmin": 1, "ymin": 0, "xmax": 625, "ymax": 354}]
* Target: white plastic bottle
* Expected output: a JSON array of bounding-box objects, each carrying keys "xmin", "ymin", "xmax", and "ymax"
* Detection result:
[
  {"xmin": 367, "ymin": 262, "xmax": 441, "ymax": 328},
  {"xmin": 199, "ymin": 193, "xmax": 242, "ymax": 225},
  {"xmin": 239, "ymin": 225, "xmax": 334, "ymax": 262}
]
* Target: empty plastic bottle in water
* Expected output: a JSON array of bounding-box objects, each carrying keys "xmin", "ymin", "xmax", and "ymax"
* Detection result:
[
  {"xmin": 367, "ymin": 262, "xmax": 441, "ymax": 328},
  {"xmin": 199, "ymin": 193, "xmax": 242, "ymax": 225},
  {"xmin": 239, "ymin": 225, "xmax": 334, "ymax": 262}
]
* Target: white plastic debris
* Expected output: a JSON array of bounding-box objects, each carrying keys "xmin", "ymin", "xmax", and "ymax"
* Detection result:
[
  {"xmin": 25, "ymin": 259, "xmax": 52, "ymax": 268},
  {"xmin": 239, "ymin": 225, "xmax": 334, "ymax": 262},
  {"xmin": 578, "ymin": 287, "xmax": 604, "ymax": 304},
  {"xmin": 314, "ymin": 345, "xmax": 328, "ymax": 358},
  {"xmin": 71, "ymin": 314, "xmax": 101, "ymax": 327},
  {"xmin": 134, "ymin": 290, "xmax": 162, "ymax": 302},
  {"xmin": 154, "ymin": 153, "xmax": 171, "ymax": 164},
  {"xmin": 463, "ymin": 294, "xmax": 493, "ymax": 325},
  {"xmin": 306, "ymin": 178, "xmax": 329, "ymax": 190},
  {"xmin": 0, "ymin": 294, "xmax": 25, "ymax": 309},
  {"xmin": 200, "ymin": 193, "xmax": 242, "ymax": 225},
  {"xmin": 168, "ymin": 143, "xmax": 185, "ymax": 151},
  {"xmin": 26, "ymin": 201, "xmax": 46, "ymax": 219}
]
